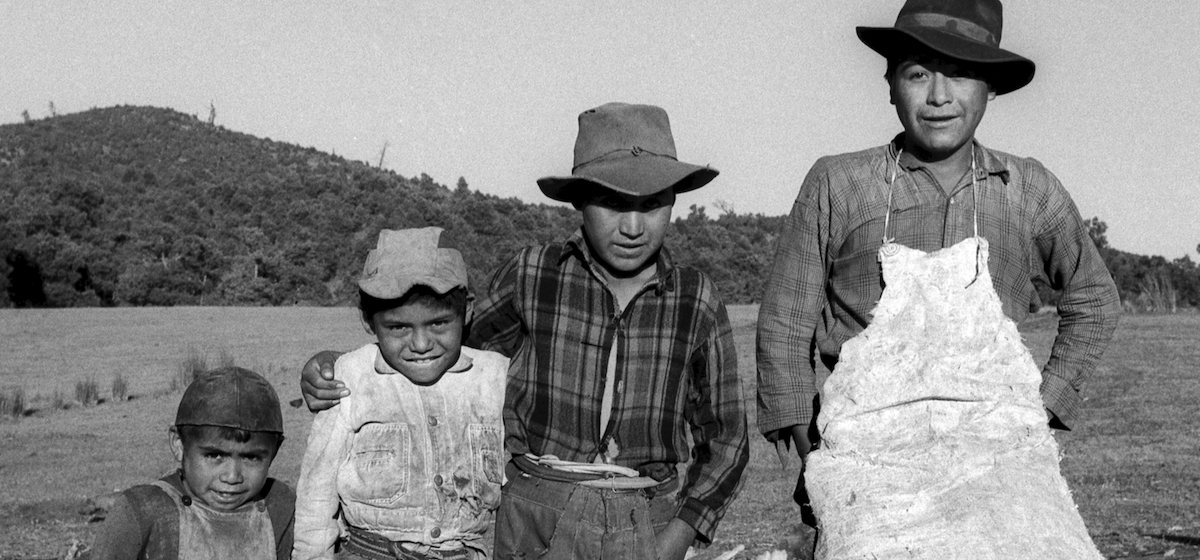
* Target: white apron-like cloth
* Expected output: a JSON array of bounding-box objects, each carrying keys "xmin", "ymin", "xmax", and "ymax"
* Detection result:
[{"xmin": 805, "ymin": 237, "xmax": 1102, "ymax": 559}]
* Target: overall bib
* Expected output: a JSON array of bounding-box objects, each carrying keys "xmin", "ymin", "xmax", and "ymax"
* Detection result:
[{"xmin": 804, "ymin": 152, "xmax": 1102, "ymax": 559}]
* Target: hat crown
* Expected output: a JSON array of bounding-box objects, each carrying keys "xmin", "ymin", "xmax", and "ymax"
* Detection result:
[
  {"xmin": 358, "ymin": 227, "xmax": 468, "ymax": 300},
  {"xmin": 572, "ymin": 103, "xmax": 678, "ymax": 172},
  {"xmin": 175, "ymin": 367, "xmax": 283, "ymax": 433},
  {"xmin": 894, "ymin": 0, "xmax": 1003, "ymax": 47}
]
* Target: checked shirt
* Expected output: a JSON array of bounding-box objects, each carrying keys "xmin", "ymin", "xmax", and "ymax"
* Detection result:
[
  {"xmin": 468, "ymin": 230, "xmax": 749, "ymax": 542},
  {"xmin": 757, "ymin": 136, "xmax": 1120, "ymax": 437}
]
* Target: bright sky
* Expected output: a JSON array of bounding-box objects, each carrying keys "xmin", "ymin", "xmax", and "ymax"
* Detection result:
[{"xmin": 3, "ymin": 1, "xmax": 1197, "ymax": 259}]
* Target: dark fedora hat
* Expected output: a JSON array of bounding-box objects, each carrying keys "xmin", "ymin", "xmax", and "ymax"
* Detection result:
[
  {"xmin": 857, "ymin": 0, "xmax": 1035, "ymax": 95},
  {"xmin": 537, "ymin": 102, "xmax": 718, "ymax": 203}
]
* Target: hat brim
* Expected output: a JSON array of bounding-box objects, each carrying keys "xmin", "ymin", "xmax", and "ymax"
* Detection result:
[
  {"xmin": 358, "ymin": 275, "xmax": 462, "ymax": 300},
  {"xmin": 537, "ymin": 155, "xmax": 718, "ymax": 203},
  {"xmin": 857, "ymin": 26, "xmax": 1035, "ymax": 95}
]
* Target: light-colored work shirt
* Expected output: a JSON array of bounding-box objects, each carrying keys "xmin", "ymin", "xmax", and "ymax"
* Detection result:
[{"xmin": 292, "ymin": 344, "xmax": 509, "ymax": 560}]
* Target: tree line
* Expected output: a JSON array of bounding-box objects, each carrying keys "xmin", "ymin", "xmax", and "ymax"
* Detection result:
[{"xmin": 1, "ymin": 106, "xmax": 1195, "ymax": 312}]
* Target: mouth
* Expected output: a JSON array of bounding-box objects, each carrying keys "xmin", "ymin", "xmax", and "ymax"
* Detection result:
[
  {"xmin": 921, "ymin": 114, "xmax": 959, "ymax": 128},
  {"xmin": 210, "ymin": 489, "xmax": 246, "ymax": 505},
  {"xmin": 404, "ymin": 356, "xmax": 443, "ymax": 365}
]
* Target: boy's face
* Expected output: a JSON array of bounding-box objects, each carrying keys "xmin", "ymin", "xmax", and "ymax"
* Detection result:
[
  {"xmin": 169, "ymin": 428, "xmax": 278, "ymax": 512},
  {"xmin": 368, "ymin": 298, "xmax": 467, "ymax": 384},
  {"xmin": 578, "ymin": 187, "xmax": 675, "ymax": 282}
]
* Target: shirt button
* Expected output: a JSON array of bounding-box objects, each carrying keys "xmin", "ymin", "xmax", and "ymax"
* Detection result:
[
  {"xmin": 427, "ymin": 415, "xmax": 438, "ymax": 426},
  {"xmin": 430, "ymin": 527, "xmax": 441, "ymax": 538},
  {"xmin": 434, "ymin": 474, "xmax": 443, "ymax": 486}
]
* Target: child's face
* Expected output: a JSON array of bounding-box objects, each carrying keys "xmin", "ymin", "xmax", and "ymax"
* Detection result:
[
  {"xmin": 169, "ymin": 428, "xmax": 278, "ymax": 511},
  {"xmin": 368, "ymin": 298, "xmax": 465, "ymax": 384}
]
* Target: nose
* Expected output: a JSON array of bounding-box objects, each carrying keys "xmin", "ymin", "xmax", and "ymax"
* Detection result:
[
  {"xmin": 410, "ymin": 328, "xmax": 434, "ymax": 353},
  {"xmin": 618, "ymin": 210, "xmax": 644, "ymax": 238},
  {"xmin": 928, "ymin": 72, "xmax": 951, "ymax": 106},
  {"xmin": 220, "ymin": 460, "xmax": 244, "ymax": 485}
]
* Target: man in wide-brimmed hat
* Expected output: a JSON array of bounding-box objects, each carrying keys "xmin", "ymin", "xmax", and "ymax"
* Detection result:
[
  {"xmin": 757, "ymin": 0, "xmax": 1119, "ymax": 539},
  {"xmin": 302, "ymin": 103, "xmax": 748, "ymax": 560}
]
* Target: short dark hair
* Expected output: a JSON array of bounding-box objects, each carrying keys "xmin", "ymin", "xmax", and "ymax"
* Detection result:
[
  {"xmin": 176, "ymin": 424, "xmax": 285, "ymax": 449},
  {"xmin": 358, "ymin": 285, "xmax": 470, "ymax": 324}
]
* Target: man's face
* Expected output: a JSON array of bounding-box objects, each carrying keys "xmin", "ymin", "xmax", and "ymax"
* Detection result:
[
  {"xmin": 170, "ymin": 428, "xmax": 278, "ymax": 511},
  {"xmin": 368, "ymin": 298, "xmax": 466, "ymax": 384},
  {"xmin": 579, "ymin": 188, "xmax": 675, "ymax": 281},
  {"xmin": 890, "ymin": 56, "xmax": 996, "ymax": 160}
]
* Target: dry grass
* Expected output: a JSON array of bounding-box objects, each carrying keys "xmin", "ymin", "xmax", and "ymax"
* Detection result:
[
  {"xmin": 111, "ymin": 375, "xmax": 128, "ymax": 402},
  {"xmin": 1, "ymin": 388, "xmax": 28, "ymax": 418},
  {"xmin": 74, "ymin": 377, "xmax": 100, "ymax": 407},
  {"xmin": 0, "ymin": 306, "xmax": 1196, "ymax": 559}
]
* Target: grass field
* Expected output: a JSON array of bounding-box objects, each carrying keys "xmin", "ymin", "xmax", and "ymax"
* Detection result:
[{"xmin": 1, "ymin": 306, "xmax": 1197, "ymax": 559}]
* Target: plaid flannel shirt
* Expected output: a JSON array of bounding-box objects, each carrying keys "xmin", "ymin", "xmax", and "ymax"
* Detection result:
[
  {"xmin": 468, "ymin": 230, "xmax": 748, "ymax": 542},
  {"xmin": 757, "ymin": 136, "xmax": 1120, "ymax": 436}
]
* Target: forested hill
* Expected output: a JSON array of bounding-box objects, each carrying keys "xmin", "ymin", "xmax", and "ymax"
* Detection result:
[{"xmin": 0, "ymin": 106, "xmax": 785, "ymax": 307}]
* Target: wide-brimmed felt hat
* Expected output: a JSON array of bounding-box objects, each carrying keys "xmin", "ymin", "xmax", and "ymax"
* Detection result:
[
  {"xmin": 358, "ymin": 227, "xmax": 468, "ymax": 300},
  {"xmin": 857, "ymin": 0, "xmax": 1035, "ymax": 95},
  {"xmin": 537, "ymin": 102, "xmax": 718, "ymax": 203}
]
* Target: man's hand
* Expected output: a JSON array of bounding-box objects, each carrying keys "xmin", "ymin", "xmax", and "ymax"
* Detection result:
[
  {"xmin": 656, "ymin": 518, "xmax": 697, "ymax": 560},
  {"xmin": 769, "ymin": 425, "xmax": 813, "ymax": 470},
  {"xmin": 299, "ymin": 350, "xmax": 348, "ymax": 412}
]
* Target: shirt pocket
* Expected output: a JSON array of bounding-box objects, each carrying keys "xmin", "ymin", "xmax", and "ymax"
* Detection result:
[
  {"xmin": 346, "ymin": 422, "xmax": 412, "ymax": 505},
  {"xmin": 468, "ymin": 423, "xmax": 504, "ymax": 485}
]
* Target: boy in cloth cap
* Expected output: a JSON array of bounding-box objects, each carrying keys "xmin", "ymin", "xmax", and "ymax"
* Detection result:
[
  {"xmin": 292, "ymin": 227, "xmax": 509, "ymax": 560},
  {"xmin": 301, "ymin": 103, "xmax": 749, "ymax": 559},
  {"xmin": 88, "ymin": 367, "xmax": 295, "ymax": 560}
]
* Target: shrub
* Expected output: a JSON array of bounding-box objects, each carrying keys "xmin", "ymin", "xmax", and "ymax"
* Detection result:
[
  {"xmin": 75, "ymin": 377, "xmax": 100, "ymax": 407},
  {"xmin": 111, "ymin": 374, "xmax": 128, "ymax": 402},
  {"xmin": 172, "ymin": 348, "xmax": 208, "ymax": 392},
  {"xmin": 1, "ymin": 388, "xmax": 28, "ymax": 418}
]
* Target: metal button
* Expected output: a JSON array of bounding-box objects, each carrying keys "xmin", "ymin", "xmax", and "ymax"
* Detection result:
[
  {"xmin": 434, "ymin": 474, "xmax": 443, "ymax": 486},
  {"xmin": 430, "ymin": 527, "xmax": 441, "ymax": 538},
  {"xmin": 427, "ymin": 415, "xmax": 438, "ymax": 426}
]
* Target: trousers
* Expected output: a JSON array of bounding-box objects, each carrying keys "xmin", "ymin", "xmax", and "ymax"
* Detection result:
[{"xmin": 492, "ymin": 460, "xmax": 678, "ymax": 559}]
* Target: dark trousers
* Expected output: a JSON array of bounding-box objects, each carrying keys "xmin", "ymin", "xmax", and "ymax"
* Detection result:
[{"xmin": 492, "ymin": 460, "xmax": 677, "ymax": 559}]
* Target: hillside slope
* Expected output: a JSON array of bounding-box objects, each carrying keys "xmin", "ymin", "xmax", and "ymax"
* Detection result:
[{"xmin": 0, "ymin": 106, "xmax": 785, "ymax": 307}]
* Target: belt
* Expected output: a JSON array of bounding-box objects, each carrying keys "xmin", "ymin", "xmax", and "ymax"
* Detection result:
[
  {"xmin": 344, "ymin": 526, "xmax": 472, "ymax": 560},
  {"xmin": 511, "ymin": 454, "xmax": 679, "ymax": 497}
]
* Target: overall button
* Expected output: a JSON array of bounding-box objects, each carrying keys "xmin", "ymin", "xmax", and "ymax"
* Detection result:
[
  {"xmin": 434, "ymin": 474, "xmax": 443, "ymax": 486},
  {"xmin": 427, "ymin": 415, "xmax": 438, "ymax": 427},
  {"xmin": 430, "ymin": 527, "xmax": 441, "ymax": 538}
]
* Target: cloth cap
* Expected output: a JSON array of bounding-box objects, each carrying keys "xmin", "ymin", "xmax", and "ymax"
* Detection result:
[
  {"xmin": 357, "ymin": 227, "xmax": 468, "ymax": 300},
  {"xmin": 537, "ymin": 102, "xmax": 718, "ymax": 203},
  {"xmin": 856, "ymin": 0, "xmax": 1035, "ymax": 95},
  {"xmin": 175, "ymin": 367, "xmax": 283, "ymax": 433}
]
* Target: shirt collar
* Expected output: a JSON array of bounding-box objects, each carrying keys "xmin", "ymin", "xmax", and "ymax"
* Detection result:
[
  {"xmin": 373, "ymin": 346, "xmax": 474, "ymax": 376},
  {"xmin": 888, "ymin": 133, "xmax": 1011, "ymax": 184},
  {"xmin": 560, "ymin": 228, "xmax": 677, "ymax": 295}
]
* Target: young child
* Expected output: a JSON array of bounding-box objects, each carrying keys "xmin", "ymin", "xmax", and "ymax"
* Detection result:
[
  {"xmin": 292, "ymin": 227, "xmax": 508, "ymax": 560},
  {"xmin": 87, "ymin": 366, "xmax": 294, "ymax": 560}
]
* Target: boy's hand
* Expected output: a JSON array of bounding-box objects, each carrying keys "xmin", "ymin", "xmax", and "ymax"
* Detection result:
[
  {"xmin": 656, "ymin": 518, "xmax": 696, "ymax": 560},
  {"xmin": 299, "ymin": 350, "xmax": 348, "ymax": 412}
]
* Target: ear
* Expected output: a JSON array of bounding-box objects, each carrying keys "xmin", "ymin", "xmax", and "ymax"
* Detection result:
[
  {"xmin": 169, "ymin": 427, "xmax": 185, "ymax": 463},
  {"xmin": 360, "ymin": 312, "xmax": 375, "ymax": 336},
  {"xmin": 987, "ymin": 90, "xmax": 997, "ymax": 101}
]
